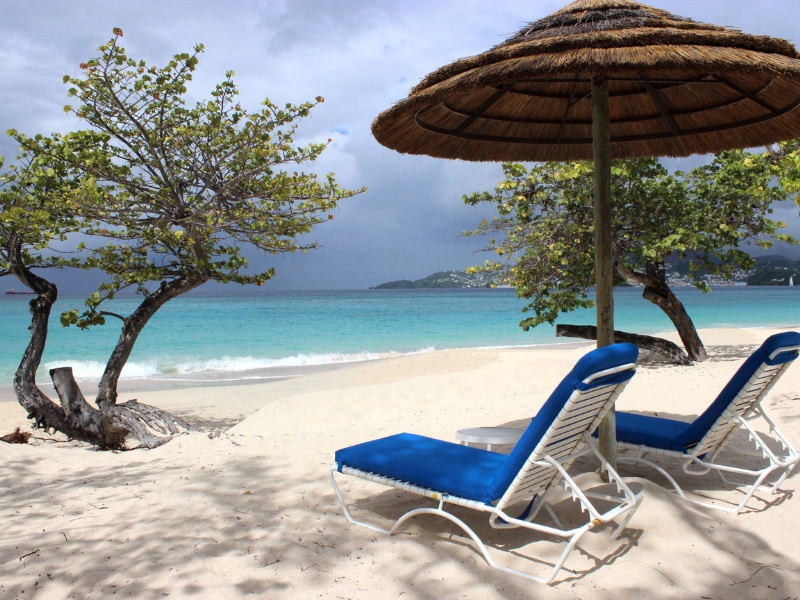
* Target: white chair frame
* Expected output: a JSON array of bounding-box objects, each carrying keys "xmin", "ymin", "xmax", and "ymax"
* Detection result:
[
  {"xmin": 330, "ymin": 363, "xmax": 643, "ymax": 584},
  {"xmin": 618, "ymin": 345, "xmax": 800, "ymax": 514}
]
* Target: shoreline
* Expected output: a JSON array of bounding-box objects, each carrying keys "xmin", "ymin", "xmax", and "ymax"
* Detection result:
[
  {"xmin": 0, "ymin": 326, "xmax": 795, "ymax": 434},
  {"xmin": 0, "ymin": 340, "xmax": 597, "ymax": 403},
  {"xmin": 0, "ymin": 342, "xmax": 596, "ymax": 433},
  {"xmin": 4, "ymin": 321, "xmax": 799, "ymax": 403}
]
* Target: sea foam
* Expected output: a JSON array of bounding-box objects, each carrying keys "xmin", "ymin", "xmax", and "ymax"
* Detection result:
[
  {"xmin": 43, "ymin": 359, "xmax": 162, "ymax": 380},
  {"xmin": 43, "ymin": 347, "xmax": 436, "ymax": 381}
]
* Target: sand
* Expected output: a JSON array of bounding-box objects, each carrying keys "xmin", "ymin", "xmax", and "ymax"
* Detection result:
[{"xmin": 1, "ymin": 327, "xmax": 799, "ymax": 599}]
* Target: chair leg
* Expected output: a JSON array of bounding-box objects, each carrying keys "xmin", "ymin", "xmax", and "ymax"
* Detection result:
[
  {"xmin": 714, "ymin": 456, "xmax": 796, "ymax": 496},
  {"xmin": 329, "ymin": 465, "xmax": 394, "ymax": 534},
  {"xmin": 329, "ymin": 466, "xmax": 592, "ymax": 585},
  {"xmin": 617, "ymin": 456, "xmax": 689, "ymax": 500},
  {"xmin": 395, "ymin": 506, "xmax": 592, "ymax": 585},
  {"xmin": 543, "ymin": 502, "xmax": 565, "ymax": 530},
  {"xmin": 773, "ymin": 462, "xmax": 796, "ymax": 490},
  {"xmin": 617, "ymin": 455, "xmax": 779, "ymax": 514},
  {"xmin": 723, "ymin": 466, "xmax": 779, "ymax": 514},
  {"xmin": 592, "ymin": 459, "xmax": 644, "ymax": 539},
  {"xmin": 610, "ymin": 492, "xmax": 644, "ymax": 539}
]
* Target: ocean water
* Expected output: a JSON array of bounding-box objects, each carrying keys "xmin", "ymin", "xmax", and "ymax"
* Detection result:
[{"xmin": 0, "ymin": 287, "xmax": 797, "ymax": 385}]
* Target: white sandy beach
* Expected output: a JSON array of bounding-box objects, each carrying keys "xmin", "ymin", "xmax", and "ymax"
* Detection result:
[{"xmin": 1, "ymin": 327, "xmax": 799, "ymax": 599}]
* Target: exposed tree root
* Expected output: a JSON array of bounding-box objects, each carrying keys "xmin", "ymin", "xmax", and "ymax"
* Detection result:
[
  {"xmin": 119, "ymin": 399, "xmax": 199, "ymax": 434},
  {"xmin": 106, "ymin": 400, "xmax": 200, "ymax": 449}
]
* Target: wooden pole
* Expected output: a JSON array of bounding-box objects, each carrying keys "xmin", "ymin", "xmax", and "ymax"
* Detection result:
[{"xmin": 592, "ymin": 76, "xmax": 617, "ymax": 476}]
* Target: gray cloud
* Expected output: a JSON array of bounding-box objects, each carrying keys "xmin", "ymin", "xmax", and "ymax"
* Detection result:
[{"xmin": 2, "ymin": 0, "xmax": 799, "ymax": 293}]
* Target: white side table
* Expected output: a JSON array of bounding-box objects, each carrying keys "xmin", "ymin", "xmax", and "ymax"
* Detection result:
[{"xmin": 455, "ymin": 427, "xmax": 524, "ymax": 451}]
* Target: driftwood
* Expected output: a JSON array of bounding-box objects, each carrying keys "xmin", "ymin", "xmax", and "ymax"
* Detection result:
[{"xmin": 556, "ymin": 324, "xmax": 692, "ymax": 366}]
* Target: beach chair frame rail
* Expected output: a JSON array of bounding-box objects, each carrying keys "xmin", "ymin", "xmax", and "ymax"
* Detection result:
[
  {"xmin": 330, "ymin": 362, "xmax": 643, "ymax": 584},
  {"xmin": 618, "ymin": 344, "xmax": 800, "ymax": 514}
]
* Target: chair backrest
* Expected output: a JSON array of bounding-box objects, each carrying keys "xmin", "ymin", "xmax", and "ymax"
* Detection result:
[
  {"xmin": 485, "ymin": 343, "xmax": 638, "ymax": 508},
  {"xmin": 678, "ymin": 332, "xmax": 800, "ymax": 456}
]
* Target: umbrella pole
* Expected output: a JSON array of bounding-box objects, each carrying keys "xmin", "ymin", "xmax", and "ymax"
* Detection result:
[{"xmin": 592, "ymin": 76, "xmax": 617, "ymax": 477}]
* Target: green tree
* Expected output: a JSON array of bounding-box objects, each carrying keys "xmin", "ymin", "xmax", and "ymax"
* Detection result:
[
  {"xmin": 5, "ymin": 31, "xmax": 362, "ymax": 448},
  {"xmin": 464, "ymin": 155, "xmax": 794, "ymax": 362},
  {"xmin": 771, "ymin": 139, "xmax": 800, "ymax": 203}
]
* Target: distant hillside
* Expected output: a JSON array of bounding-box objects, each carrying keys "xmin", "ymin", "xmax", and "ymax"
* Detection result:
[
  {"xmin": 370, "ymin": 270, "xmax": 496, "ymax": 289},
  {"xmin": 373, "ymin": 256, "xmax": 800, "ymax": 290},
  {"xmin": 746, "ymin": 256, "xmax": 800, "ymax": 286},
  {"xmin": 666, "ymin": 254, "xmax": 799, "ymax": 284},
  {"xmin": 665, "ymin": 254, "xmax": 800, "ymax": 286}
]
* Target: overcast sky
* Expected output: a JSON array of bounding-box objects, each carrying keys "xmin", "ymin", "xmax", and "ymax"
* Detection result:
[{"xmin": 1, "ymin": 0, "xmax": 799, "ymax": 292}]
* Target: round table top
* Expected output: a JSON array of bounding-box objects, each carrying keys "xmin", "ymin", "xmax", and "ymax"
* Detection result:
[{"xmin": 455, "ymin": 427, "xmax": 524, "ymax": 445}]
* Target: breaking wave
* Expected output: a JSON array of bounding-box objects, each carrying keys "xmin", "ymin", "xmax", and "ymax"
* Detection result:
[{"xmin": 43, "ymin": 347, "xmax": 437, "ymax": 381}]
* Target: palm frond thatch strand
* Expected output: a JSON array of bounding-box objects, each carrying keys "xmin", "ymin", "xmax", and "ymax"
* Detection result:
[{"xmin": 372, "ymin": 0, "xmax": 800, "ymax": 161}]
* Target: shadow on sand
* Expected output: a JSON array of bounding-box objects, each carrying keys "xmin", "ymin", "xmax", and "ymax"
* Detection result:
[{"xmin": 1, "ymin": 425, "xmax": 799, "ymax": 599}]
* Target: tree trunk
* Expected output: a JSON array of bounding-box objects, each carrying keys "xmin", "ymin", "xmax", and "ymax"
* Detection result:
[
  {"xmin": 616, "ymin": 261, "xmax": 708, "ymax": 362},
  {"xmin": 7, "ymin": 241, "xmax": 200, "ymax": 448},
  {"xmin": 96, "ymin": 277, "xmax": 207, "ymax": 407},
  {"xmin": 592, "ymin": 76, "xmax": 615, "ymax": 348},
  {"xmin": 592, "ymin": 75, "xmax": 617, "ymax": 478},
  {"xmin": 556, "ymin": 324, "xmax": 691, "ymax": 366},
  {"xmin": 641, "ymin": 286, "xmax": 708, "ymax": 362},
  {"xmin": 8, "ymin": 238, "xmax": 125, "ymax": 446}
]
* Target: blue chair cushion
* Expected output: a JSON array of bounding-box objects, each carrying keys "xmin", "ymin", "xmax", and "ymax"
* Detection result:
[
  {"xmin": 615, "ymin": 412, "xmax": 691, "ymax": 453},
  {"xmin": 674, "ymin": 332, "xmax": 800, "ymax": 449},
  {"xmin": 335, "ymin": 432, "xmax": 506, "ymax": 503},
  {"xmin": 615, "ymin": 332, "xmax": 800, "ymax": 453},
  {"xmin": 336, "ymin": 343, "xmax": 639, "ymax": 505}
]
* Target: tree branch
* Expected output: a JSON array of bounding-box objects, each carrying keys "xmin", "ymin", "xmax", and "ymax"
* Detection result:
[{"xmin": 98, "ymin": 311, "xmax": 127, "ymax": 322}]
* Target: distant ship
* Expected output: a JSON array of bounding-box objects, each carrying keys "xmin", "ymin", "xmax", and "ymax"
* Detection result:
[
  {"xmin": 791, "ymin": 276, "xmax": 795, "ymax": 287},
  {"xmin": 5, "ymin": 288, "xmax": 36, "ymax": 295}
]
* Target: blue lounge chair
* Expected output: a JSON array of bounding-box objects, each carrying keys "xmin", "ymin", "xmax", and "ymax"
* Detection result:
[
  {"xmin": 615, "ymin": 332, "xmax": 800, "ymax": 513},
  {"xmin": 330, "ymin": 344, "xmax": 642, "ymax": 584}
]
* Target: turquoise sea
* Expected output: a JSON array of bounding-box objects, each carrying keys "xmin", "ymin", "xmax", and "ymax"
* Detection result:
[{"xmin": 0, "ymin": 287, "xmax": 798, "ymax": 385}]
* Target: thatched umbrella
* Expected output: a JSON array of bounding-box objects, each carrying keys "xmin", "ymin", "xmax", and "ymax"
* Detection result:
[{"xmin": 371, "ymin": 0, "xmax": 800, "ymax": 468}]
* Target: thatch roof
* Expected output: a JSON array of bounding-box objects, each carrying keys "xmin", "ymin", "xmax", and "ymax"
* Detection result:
[{"xmin": 372, "ymin": 0, "xmax": 800, "ymax": 161}]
